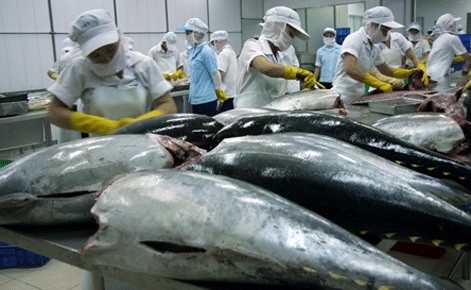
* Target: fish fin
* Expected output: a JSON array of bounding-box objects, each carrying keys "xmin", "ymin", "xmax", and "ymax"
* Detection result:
[{"xmin": 0, "ymin": 193, "xmax": 38, "ymax": 208}]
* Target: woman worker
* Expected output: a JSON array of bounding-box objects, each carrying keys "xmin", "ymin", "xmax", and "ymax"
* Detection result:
[
  {"xmin": 178, "ymin": 18, "xmax": 228, "ymax": 117},
  {"xmin": 47, "ymin": 9, "xmax": 177, "ymax": 136},
  {"xmin": 332, "ymin": 6, "xmax": 426, "ymax": 103},
  {"xmin": 426, "ymin": 13, "xmax": 471, "ymax": 82},
  {"xmin": 403, "ymin": 23, "xmax": 430, "ymax": 68},
  {"xmin": 235, "ymin": 6, "xmax": 323, "ymax": 108}
]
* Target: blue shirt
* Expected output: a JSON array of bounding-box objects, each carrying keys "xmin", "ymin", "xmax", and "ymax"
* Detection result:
[
  {"xmin": 189, "ymin": 43, "xmax": 218, "ymax": 105},
  {"xmin": 315, "ymin": 43, "xmax": 341, "ymax": 83}
]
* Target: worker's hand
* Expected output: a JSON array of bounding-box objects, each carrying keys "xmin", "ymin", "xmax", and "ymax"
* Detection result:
[
  {"xmin": 363, "ymin": 73, "xmax": 393, "ymax": 93},
  {"xmin": 163, "ymin": 73, "xmax": 171, "ymax": 80},
  {"xmin": 170, "ymin": 69, "xmax": 184, "ymax": 80},
  {"xmin": 70, "ymin": 112, "xmax": 134, "ymax": 135},
  {"xmin": 453, "ymin": 55, "xmax": 465, "ymax": 63},
  {"xmin": 384, "ymin": 77, "xmax": 404, "ymax": 88},
  {"xmin": 462, "ymin": 79, "xmax": 471, "ymax": 93},
  {"xmin": 392, "ymin": 68, "xmax": 416, "ymax": 79},
  {"xmin": 215, "ymin": 88, "xmax": 228, "ymax": 102},
  {"xmin": 416, "ymin": 60, "xmax": 429, "ymax": 86},
  {"xmin": 283, "ymin": 66, "xmax": 325, "ymax": 90}
]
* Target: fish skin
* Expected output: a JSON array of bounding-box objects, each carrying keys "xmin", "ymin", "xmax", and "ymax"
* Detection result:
[
  {"xmin": 82, "ymin": 170, "xmax": 461, "ymax": 290},
  {"xmin": 213, "ymin": 108, "xmax": 274, "ymax": 125},
  {"xmin": 0, "ymin": 134, "xmax": 174, "ymax": 225},
  {"xmin": 262, "ymin": 89, "xmax": 345, "ymax": 112},
  {"xmin": 372, "ymin": 113, "xmax": 465, "ymax": 154},
  {"xmin": 348, "ymin": 90, "xmax": 436, "ymax": 105},
  {"xmin": 213, "ymin": 111, "xmax": 471, "ymax": 190},
  {"xmin": 111, "ymin": 113, "xmax": 223, "ymax": 149},
  {"xmin": 186, "ymin": 133, "xmax": 471, "ymax": 250}
]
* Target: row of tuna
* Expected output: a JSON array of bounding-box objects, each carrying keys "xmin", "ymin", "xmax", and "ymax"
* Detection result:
[{"xmin": 1, "ymin": 105, "xmax": 470, "ymax": 289}]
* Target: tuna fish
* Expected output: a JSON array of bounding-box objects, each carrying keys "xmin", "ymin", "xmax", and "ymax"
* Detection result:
[
  {"xmin": 372, "ymin": 113, "xmax": 466, "ymax": 154},
  {"xmin": 348, "ymin": 90, "xmax": 436, "ymax": 105},
  {"xmin": 186, "ymin": 133, "xmax": 471, "ymax": 251},
  {"xmin": 213, "ymin": 111, "xmax": 471, "ymax": 190},
  {"xmin": 82, "ymin": 170, "xmax": 462, "ymax": 289},
  {"xmin": 111, "ymin": 113, "xmax": 224, "ymax": 149},
  {"xmin": 418, "ymin": 90, "xmax": 471, "ymax": 139},
  {"xmin": 0, "ymin": 134, "xmax": 199, "ymax": 225},
  {"xmin": 262, "ymin": 89, "xmax": 346, "ymax": 113},
  {"xmin": 213, "ymin": 108, "xmax": 274, "ymax": 125}
]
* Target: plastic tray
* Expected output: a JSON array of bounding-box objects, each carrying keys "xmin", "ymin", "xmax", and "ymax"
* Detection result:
[
  {"xmin": 0, "ymin": 241, "xmax": 49, "ymax": 269},
  {"xmin": 368, "ymin": 98, "xmax": 423, "ymax": 115}
]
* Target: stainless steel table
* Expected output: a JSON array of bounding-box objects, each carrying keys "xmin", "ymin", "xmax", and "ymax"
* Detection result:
[{"xmin": 0, "ymin": 110, "xmax": 53, "ymax": 152}]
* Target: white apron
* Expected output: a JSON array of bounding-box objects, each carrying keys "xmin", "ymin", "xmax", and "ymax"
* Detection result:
[
  {"xmin": 381, "ymin": 47, "xmax": 403, "ymax": 68},
  {"xmin": 84, "ymin": 83, "xmax": 148, "ymax": 120}
]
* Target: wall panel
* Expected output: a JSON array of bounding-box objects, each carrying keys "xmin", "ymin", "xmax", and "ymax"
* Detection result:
[
  {"xmin": 51, "ymin": 0, "xmax": 114, "ymax": 33},
  {"xmin": 167, "ymin": 0, "xmax": 208, "ymax": 33},
  {"xmin": 116, "ymin": 0, "xmax": 167, "ymax": 32},
  {"xmin": 0, "ymin": 35, "xmax": 54, "ymax": 92},
  {"xmin": 209, "ymin": 0, "xmax": 241, "ymax": 32},
  {"xmin": 0, "ymin": 0, "xmax": 50, "ymax": 32}
]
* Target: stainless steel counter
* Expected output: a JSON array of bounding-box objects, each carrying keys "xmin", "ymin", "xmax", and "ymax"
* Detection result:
[{"xmin": 0, "ymin": 110, "xmax": 53, "ymax": 152}]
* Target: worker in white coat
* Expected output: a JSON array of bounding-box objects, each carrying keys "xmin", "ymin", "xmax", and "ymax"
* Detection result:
[
  {"xmin": 47, "ymin": 9, "xmax": 176, "ymax": 136},
  {"xmin": 427, "ymin": 13, "xmax": 471, "ymax": 82},
  {"xmin": 47, "ymin": 38, "xmax": 81, "ymax": 80},
  {"xmin": 235, "ymin": 6, "xmax": 323, "ymax": 108},
  {"xmin": 331, "ymin": 6, "xmax": 424, "ymax": 103},
  {"xmin": 148, "ymin": 32, "xmax": 183, "ymax": 79},
  {"xmin": 403, "ymin": 23, "xmax": 430, "ymax": 68},
  {"xmin": 210, "ymin": 30, "xmax": 238, "ymax": 112}
]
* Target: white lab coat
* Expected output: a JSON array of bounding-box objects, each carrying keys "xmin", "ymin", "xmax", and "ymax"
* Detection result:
[
  {"xmin": 148, "ymin": 45, "xmax": 180, "ymax": 74},
  {"xmin": 427, "ymin": 32, "xmax": 468, "ymax": 81},
  {"xmin": 377, "ymin": 32, "xmax": 412, "ymax": 68},
  {"xmin": 235, "ymin": 36, "xmax": 289, "ymax": 108},
  {"xmin": 332, "ymin": 27, "xmax": 385, "ymax": 102},
  {"xmin": 217, "ymin": 44, "xmax": 238, "ymax": 99},
  {"xmin": 48, "ymin": 50, "xmax": 171, "ymax": 120}
]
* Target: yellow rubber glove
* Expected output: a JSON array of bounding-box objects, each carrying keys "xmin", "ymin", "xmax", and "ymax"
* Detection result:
[
  {"xmin": 363, "ymin": 73, "xmax": 393, "ymax": 93},
  {"xmin": 283, "ymin": 66, "xmax": 325, "ymax": 90},
  {"xmin": 392, "ymin": 68, "xmax": 417, "ymax": 79},
  {"xmin": 453, "ymin": 55, "xmax": 465, "ymax": 63},
  {"xmin": 463, "ymin": 79, "xmax": 471, "ymax": 93},
  {"xmin": 163, "ymin": 73, "xmax": 171, "ymax": 80},
  {"xmin": 462, "ymin": 70, "xmax": 471, "ymax": 92},
  {"xmin": 134, "ymin": 110, "xmax": 163, "ymax": 121},
  {"xmin": 416, "ymin": 60, "xmax": 429, "ymax": 86},
  {"xmin": 70, "ymin": 112, "xmax": 134, "ymax": 135},
  {"xmin": 215, "ymin": 88, "xmax": 228, "ymax": 102},
  {"xmin": 170, "ymin": 68, "xmax": 184, "ymax": 80}
]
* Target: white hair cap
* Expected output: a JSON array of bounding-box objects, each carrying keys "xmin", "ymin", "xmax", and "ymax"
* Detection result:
[
  {"xmin": 323, "ymin": 27, "xmax": 336, "ymax": 36},
  {"xmin": 363, "ymin": 6, "xmax": 403, "ymax": 28},
  {"xmin": 436, "ymin": 13, "xmax": 461, "ymax": 32},
  {"xmin": 263, "ymin": 6, "xmax": 310, "ymax": 40},
  {"xmin": 210, "ymin": 30, "xmax": 229, "ymax": 42},
  {"xmin": 68, "ymin": 9, "xmax": 119, "ymax": 56},
  {"xmin": 178, "ymin": 18, "xmax": 208, "ymax": 33},
  {"xmin": 407, "ymin": 22, "xmax": 422, "ymax": 32},
  {"xmin": 457, "ymin": 24, "xmax": 464, "ymax": 30},
  {"xmin": 161, "ymin": 32, "xmax": 177, "ymax": 51}
]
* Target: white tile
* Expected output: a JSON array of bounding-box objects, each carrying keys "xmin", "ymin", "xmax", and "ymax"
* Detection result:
[
  {"xmin": 17, "ymin": 259, "xmax": 81, "ymax": 290},
  {"xmin": 0, "ymin": 273, "xmax": 14, "ymax": 286},
  {"xmin": 0, "ymin": 279, "xmax": 40, "ymax": 290},
  {"xmin": 0, "ymin": 266, "xmax": 37, "ymax": 279}
]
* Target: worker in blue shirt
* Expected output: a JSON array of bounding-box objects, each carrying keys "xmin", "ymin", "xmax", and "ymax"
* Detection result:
[
  {"xmin": 178, "ymin": 18, "xmax": 227, "ymax": 117},
  {"xmin": 314, "ymin": 27, "xmax": 341, "ymax": 89}
]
